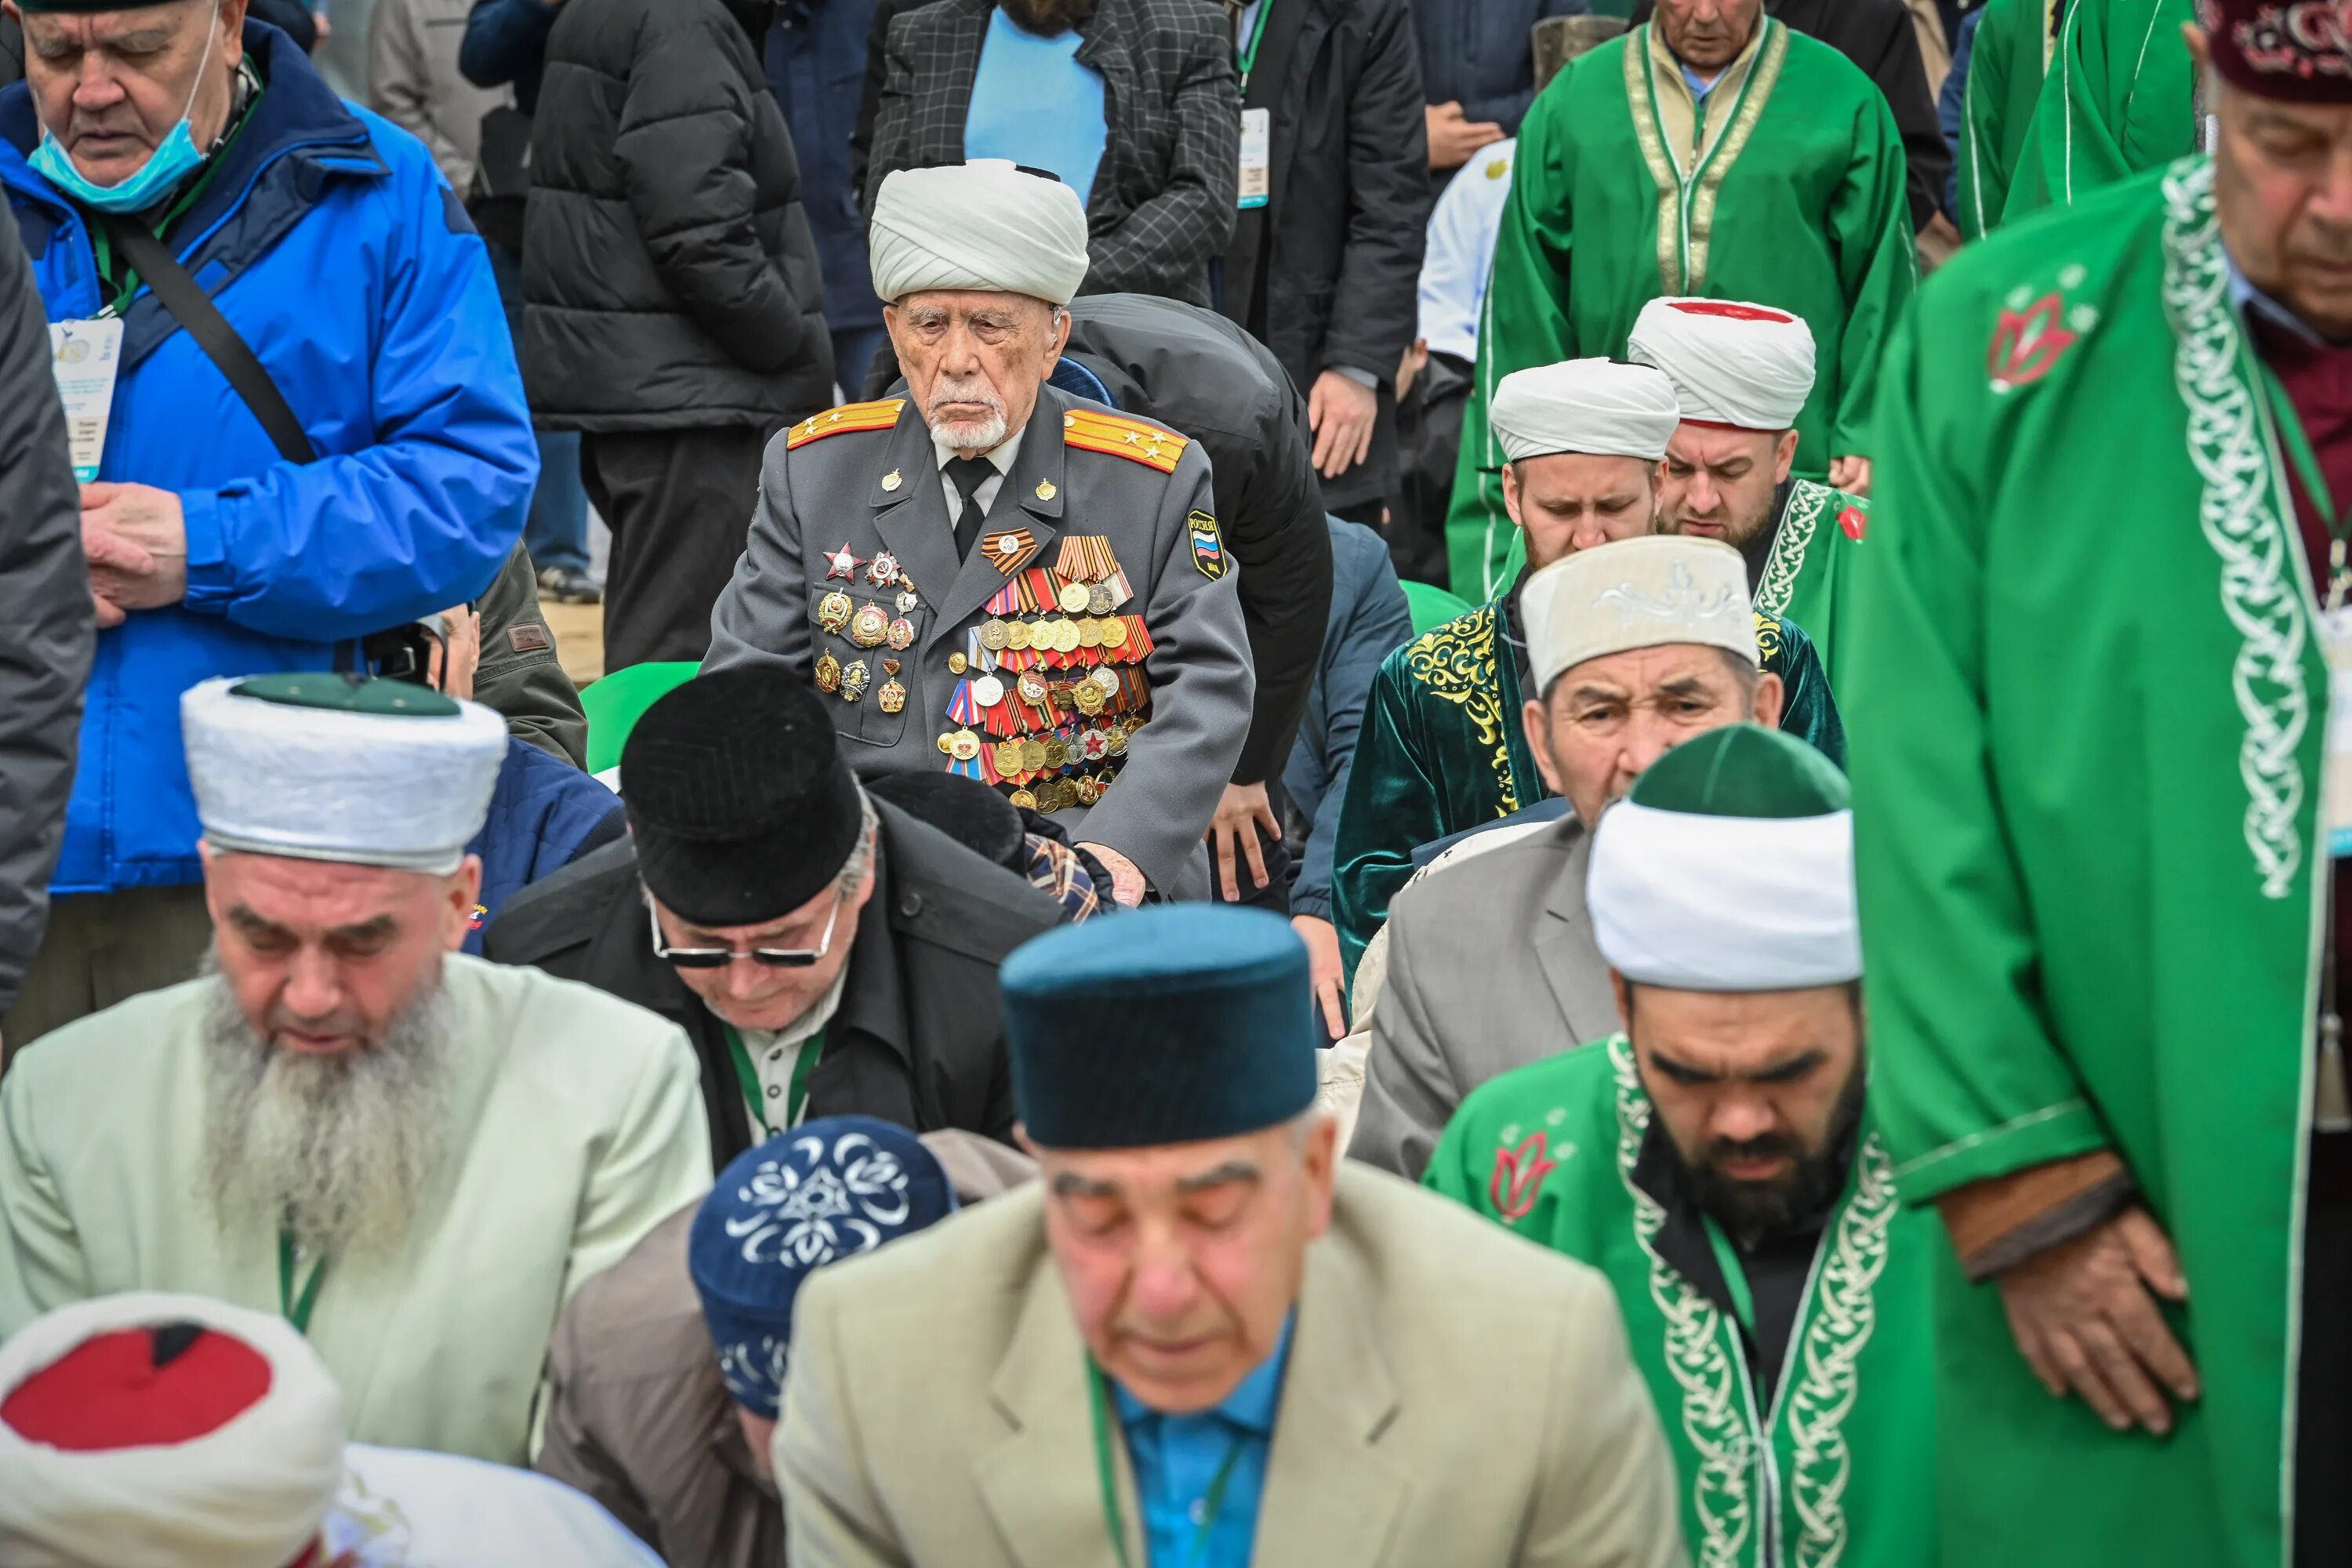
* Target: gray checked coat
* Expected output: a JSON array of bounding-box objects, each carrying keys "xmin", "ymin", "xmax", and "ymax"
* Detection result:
[
  {"xmin": 704, "ymin": 383, "xmax": 1254, "ymax": 901},
  {"xmin": 860, "ymin": 0, "xmax": 1240, "ymax": 307}
]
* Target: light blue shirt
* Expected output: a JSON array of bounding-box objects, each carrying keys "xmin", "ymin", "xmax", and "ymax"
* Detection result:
[
  {"xmin": 1681, "ymin": 62, "xmax": 1722, "ymax": 104},
  {"xmin": 1112, "ymin": 1317, "xmax": 1294, "ymax": 1568},
  {"xmin": 964, "ymin": 7, "xmax": 1109, "ymax": 208}
]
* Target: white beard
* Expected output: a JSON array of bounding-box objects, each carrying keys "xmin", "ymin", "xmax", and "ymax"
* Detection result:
[
  {"xmin": 199, "ymin": 963, "xmax": 454, "ymax": 1266},
  {"xmin": 927, "ymin": 378, "xmax": 1010, "ymax": 455}
]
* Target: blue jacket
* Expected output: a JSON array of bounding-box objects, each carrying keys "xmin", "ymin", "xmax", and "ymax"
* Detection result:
[
  {"xmin": 1282, "ymin": 517, "xmax": 1414, "ymax": 922},
  {"xmin": 460, "ymin": 0, "xmax": 560, "ymax": 114},
  {"xmin": 463, "ymin": 738, "xmax": 624, "ymax": 956},
  {"xmin": 1410, "ymin": 0, "xmax": 1587, "ymax": 136},
  {"xmin": 768, "ymin": 0, "xmax": 881, "ymax": 335},
  {"xmin": 1, "ymin": 24, "xmax": 535, "ymax": 895}
]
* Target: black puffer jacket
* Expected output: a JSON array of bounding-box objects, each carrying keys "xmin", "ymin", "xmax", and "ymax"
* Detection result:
[{"xmin": 523, "ymin": 0, "xmax": 833, "ymax": 430}]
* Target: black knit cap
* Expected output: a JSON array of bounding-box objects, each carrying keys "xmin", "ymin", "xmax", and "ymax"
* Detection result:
[{"xmin": 621, "ymin": 668, "xmax": 864, "ymax": 927}]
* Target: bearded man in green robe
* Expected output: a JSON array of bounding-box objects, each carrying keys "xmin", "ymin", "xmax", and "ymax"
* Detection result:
[
  {"xmin": 1628, "ymin": 294, "xmax": 1868, "ymax": 689},
  {"xmin": 1331, "ymin": 359, "xmax": 1842, "ymax": 982},
  {"xmin": 1443, "ymin": 0, "xmax": 1915, "ymax": 601},
  {"xmin": 1842, "ymin": 5, "xmax": 2352, "ymax": 1561},
  {"xmin": 2002, "ymin": 0, "xmax": 2201, "ymax": 223},
  {"xmin": 1957, "ymin": 0, "xmax": 2073, "ymax": 237},
  {"xmin": 1427, "ymin": 723, "xmax": 1935, "ymax": 1568}
]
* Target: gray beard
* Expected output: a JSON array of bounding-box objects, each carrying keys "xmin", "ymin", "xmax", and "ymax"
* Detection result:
[{"xmin": 199, "ymin": 960, "xmax": 455, "ymax": 1266}]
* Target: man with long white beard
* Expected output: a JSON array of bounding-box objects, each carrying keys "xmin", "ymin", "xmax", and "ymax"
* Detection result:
[{"xmin": 0, "ymin": 673, "xmax": 712, "ymax": 1466}]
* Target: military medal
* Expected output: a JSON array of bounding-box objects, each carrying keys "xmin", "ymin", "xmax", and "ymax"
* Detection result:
[
  {"xmin": 1076, "ymin": 618, "xmax": 1102, "ymax": 650},
  {"xmin": 994, "ymin": 739, "xmax": 1026, "ymax": 778},
  {"xmin": 1021, "ymin": 736, "xmax": 1049, "ymax": 772},
  {"xmin": 1058, "ymin": 580, "xmax": 1091, "ymax": 614},
  {"xmin": 1017, "ymin": 669, "xmax": 1049, "ymax": 706},
  {"xmin": 979, "ymin": 618, "xmax": 1010, "ymax": 652},
  {"xmin": 1043, "ymin": 735, "xmax": 1070, "ymax": 770},
  {"xmin": 887, "ymin": 616, "xmax": 916, "ymax": 651},
  {"xmin": 981, "ymin": 528, "xmax": 1040, "ymax": 576},
  {"xmin": 896, "ymin": 590, "xmax": 920, "ymax": 613},
  {"xmin": 1087, "ymin": 582, "xmax": 1115, "ymax": 616},
  {"xmin": 1081, "ymin": 728, "xmax": 1111, "ymax": 762},
  {"xmin": 818, "ymin": 592, "xmax": 854, "ymax": 633},
  {"xmin": 824, "ymin": 542, "xmax": 866, "ymax": 581},
  {"xmin": 937, "ymin": 731, "xmax": 956, "ymax": 755},
  {"xmin": 1008, "ymin": 788, "xmax": 1037, "ymax": 809},
  {"xmin": 1075, "ymin": 775, "xmax": 1102, "ymax": 806},
  {"xmin": 948, "ymin": 728, "xmax": 982, "ymax": 762},
  {"xmin": 878, "ymin": 678, "xmax": 906, "ymax": 713},
  {"xmin": 1004, "ymin": 619, "xmax": 1033, "ymax": 652},
  {"xmin": 1073, "ymin": 679, "xmax": 1105, "ymax": 717},
  {"xmin": 815, "ymin": 651, "xmax": 842, "ymax": 693},
  {"xmin": 1100, "ymin": 616, "xmax": 1130, "ymax": 652},
  {"xmin": 971, "ymin": 673, "xmax": 1007, "ymax": 709},
  {"xmin": 848, "ymin": 603, "xmax": 890, "ymax": 648},
  {"xmin": 868, "ymin": 551, "xmax": 901, "ymax": 586},
  {"xmin": 840, "ymin": 658, "xmax": 872, "ymax": 702},
  {"xmin": 1052, "ymin": 619, "xmax": 1081, "ymax": 655}
]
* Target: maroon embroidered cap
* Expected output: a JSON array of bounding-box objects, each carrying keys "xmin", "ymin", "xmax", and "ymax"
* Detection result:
[{"xmin": 2201, "ymin": 0, "xmax": 2352, "ymax": 101}]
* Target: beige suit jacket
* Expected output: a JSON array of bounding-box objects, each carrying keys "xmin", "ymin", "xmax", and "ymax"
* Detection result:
[{"xmin": 777, "ymin": 1163, "xmax": 1686, "ymax": 1568}]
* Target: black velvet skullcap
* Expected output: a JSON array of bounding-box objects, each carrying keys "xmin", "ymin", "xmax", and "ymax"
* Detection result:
[
  {"xmin": 621, "ymin": 668, "xmax": 863, "ymax": 927},
  {"xmin": 865, "ymin": 769, "xmax": 1025, "ymax": 873}
]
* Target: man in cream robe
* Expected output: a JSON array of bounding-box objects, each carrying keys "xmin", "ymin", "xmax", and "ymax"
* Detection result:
[{"xmin": 0, "ymin": 675, "xmax": 710, "ymax": 1466}]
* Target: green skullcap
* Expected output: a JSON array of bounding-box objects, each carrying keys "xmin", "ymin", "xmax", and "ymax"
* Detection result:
[
  {"xmin": 1628, "ymin": 720, "xmax": 1850, "ymax": 818},
  {"xmin": 11, "ymin": 2, "xmax": 187, "ymax": 13}
]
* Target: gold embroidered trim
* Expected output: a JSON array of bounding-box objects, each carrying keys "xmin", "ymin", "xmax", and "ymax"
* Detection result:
[
  {"xmin": 1686, "ymin": 21, "xmax": 1788, "ymax": 292},
  {"xmin": 1625, "ymin": 30, "xmax": 1684, "ymax": 296},
  {"xmin": 1752, "ymin": 611, "xmax": 1784, "ymax": 663},
  {"xmin": 1401, "ymin": 606, "xmax": 1522, "ymax": 816}
]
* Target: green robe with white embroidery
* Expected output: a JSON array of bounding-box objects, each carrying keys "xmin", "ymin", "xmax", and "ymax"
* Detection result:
[
  {"xmin": 1425, "ymin": 1036, "xmax": 1938, "ymax": 1568},
  {"xmin": 1842, "ymin": 158, "xmax": 2320, "ymax": 1568},
  {"xmin": 1443, "ymin": 19, "xmax": 1916, "ymax": 599}
]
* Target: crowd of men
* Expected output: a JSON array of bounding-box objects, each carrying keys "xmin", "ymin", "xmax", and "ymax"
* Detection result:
[{"xmin": 0, "ymin": 0, "xmax": 2341, "ymax": 1566}]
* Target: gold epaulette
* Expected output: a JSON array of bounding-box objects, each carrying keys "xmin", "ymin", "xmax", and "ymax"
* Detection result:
[
  {"xmin": 787, "ymin": 398, "xmax": 906, "ymax": 450},
  {"xmin": 1062, "ymin": 408, "xmax": 1189, "ymax": 474}
]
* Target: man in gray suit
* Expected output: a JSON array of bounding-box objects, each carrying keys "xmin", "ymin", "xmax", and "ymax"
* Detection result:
[
  {"xmin": 706, "ymin": 159, "xmax": 1252, "ymax": 905},
  {"xmin": 1350, "ymin": 535, "xmax": 1786, "ymax": 1180}
]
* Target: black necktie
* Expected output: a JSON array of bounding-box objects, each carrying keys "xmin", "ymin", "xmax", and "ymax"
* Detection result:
[{"xmin": 948, "ymin": 459, "xmax": 992, "ymax": 561}]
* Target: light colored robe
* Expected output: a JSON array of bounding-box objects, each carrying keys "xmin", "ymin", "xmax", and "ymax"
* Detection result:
[{"xmin": 0, "ymin": 956, "xmax": 712, "ymax": 1465}]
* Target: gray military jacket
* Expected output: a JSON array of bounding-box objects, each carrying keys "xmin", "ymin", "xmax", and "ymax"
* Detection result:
[
  {"xmin": 1348, "ymin": 815, "xmax": 1620, "ymax": 1181},
  {"xmin": 706, "ymin": 383, "xmax": 1253, "ymax": 899}
]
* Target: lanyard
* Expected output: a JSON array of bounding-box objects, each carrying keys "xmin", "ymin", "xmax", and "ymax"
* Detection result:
[
  {"xmin": 1086, "ymin": 1361, "xmax": 1249, "ymax": 1568},
  {"xmin": 722, "ymin": 1022, "xmax": 826, "ymax": 1139},
  {"xmin": 2256, "ymin": 361, "xmax": 2352, "ymax": 605},
  {"xmin": 277, "ymin": 1230, "xmax": 328, "ymax": 1336},
  {"xmin": 1700, "ymin": 1215, "xmax": 1759, "ymax": 1339},
  {"xmin": 1235, "ymin": 0, "xmax": 1274, "ymax": 92}
]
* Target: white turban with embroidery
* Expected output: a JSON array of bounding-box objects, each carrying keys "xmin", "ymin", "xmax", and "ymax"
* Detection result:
[
  {"xmin": 869, "ymin": 160, "xmax": 1091, "ymax": 306},
  {"xmin": 1627, "ymin": 297, "xmax": 1817, "ymax": 431},
  {"xmin": 1490, "ymin": 358, "xmax": 1680, "ymax": 463},
  {"xmin": 1520, "ymin": 535, "xmax": 1758, "ymax": 696},
  {"xmin": 0, "ymin": 1293, "xmax": 346, "ymax": 1568}
]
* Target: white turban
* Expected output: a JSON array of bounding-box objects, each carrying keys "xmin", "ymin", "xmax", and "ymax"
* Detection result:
[
  {"xmin": 1588, "ymin": 724, "xmax": 1859, "ymax": 992},
  {"xmin": 1521, "ymin": 535, "xmax": 1758, "ymax": 696},
  {"xmin": 1490, "ymin": 358, "xmax": 1680, "ymax": 463},
  {"xmin": 1627, "ymin": 297, "xmax": 1817, "ymax": 431},
  {"xmin": 0, "ymin": 1293, "xmax": 345, "ymax": 1568},
  {"xmin": 869, "ymin": 160, "xmax": 1091, "ymax": 306},
  {"xmin": 183, "ymin": 674, "xmax": 507, "ymax": 874}
]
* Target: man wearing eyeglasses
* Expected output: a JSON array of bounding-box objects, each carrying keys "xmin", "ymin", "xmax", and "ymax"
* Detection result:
[{"xmin": 488, "ymin": 667, "xmax": 1065, "ymax": 1165}]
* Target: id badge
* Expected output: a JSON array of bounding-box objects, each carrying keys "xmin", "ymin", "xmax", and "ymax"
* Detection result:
[
  {"xmin": 1238, "ymin": 107, "xmax": 1270, "ymax": 209},
  {"xmin": 48, "ymin": 318, "xmax": 123, "ymax": 483},
  {"xmin": 2323, "ymin": 605, "xmax": 2352, "ymax": 855}
]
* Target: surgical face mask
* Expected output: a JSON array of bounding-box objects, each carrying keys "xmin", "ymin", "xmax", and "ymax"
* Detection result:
[{"xmin": 29, "ymin": 5, "xmax": 223, "ymax": 216}]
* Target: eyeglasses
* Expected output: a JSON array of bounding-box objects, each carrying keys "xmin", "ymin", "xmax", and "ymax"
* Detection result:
[{"xmin": 647, "ymin": 895, "xmax": 844, "ymax": 970}]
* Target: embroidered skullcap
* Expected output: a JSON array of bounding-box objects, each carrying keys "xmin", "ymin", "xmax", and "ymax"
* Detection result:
[
  {"xmin": 622, "ymin": 668, "xmax": 866, "ymax": 927},
  {"xmin": 690, "ymin": 1118, "xmax": 956, "ymax": 1418},
  {"xmin": 1003, "ymin": 906, "xmax": 1318, "ymax": 1149},
  {"xmin": 869, "ymin": 161, "xmax": 1091, "ymax": 305},
  {"xmin": 183, "ymin": 674, "xmax": 505, "ymax": 876},
  {"xmin": 1628, "ymin": 298, "xmax": 1817, "ymax": 432},
  {"xmin": 0, "ymin": 1293, "xmax": 345, "ymax": 1568},
  {"xmin": 1588, "ymin": 725, "xmax": 1858, "ymax": 991},
  {"xmin": 1490, "ymin": 358, "xmax": 1680, "ymax": 463},
  {"xmin": 1520, "ymin": 535, "xmax": 1759, "ymax": 697},
  {"xmin": 2199, "ymin": 0, "xmax": 2352, "ymax": 103}
]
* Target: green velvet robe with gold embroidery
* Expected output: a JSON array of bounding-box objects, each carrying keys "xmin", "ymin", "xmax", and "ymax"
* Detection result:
[
  {"xmin": 1443, "ymin": 19, "xmax": 1917, "ymax": 599},
  {"xmin": 1330, "ymin": 587, "xmax": 1844, "ymax": 978}
]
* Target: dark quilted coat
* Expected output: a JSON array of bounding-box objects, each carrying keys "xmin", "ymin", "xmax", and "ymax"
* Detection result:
[{"xmin": 523, "ymin": 0, "xmax": 833, "ymax": 430}]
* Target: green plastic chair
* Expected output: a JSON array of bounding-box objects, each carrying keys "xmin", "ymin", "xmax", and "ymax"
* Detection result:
[
  {"xmin": 581, "ymin": 660, "xmax": 700, "ymax": 775},
  {"xmin": 1400, "ymin": 579, "xmax": 1476, "ymax": 637}
]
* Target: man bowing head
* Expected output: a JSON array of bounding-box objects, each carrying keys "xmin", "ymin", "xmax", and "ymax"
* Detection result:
[{"xmin": 777, "ymin": 905, "xmax": 1685, "ymax": 1568}]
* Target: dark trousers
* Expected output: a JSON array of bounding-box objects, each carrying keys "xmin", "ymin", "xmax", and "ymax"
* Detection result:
[
  {"xmin": 2298, "ymin": 1132, "xmax": 2350, "ymax": 1566},
  {"xmin": 579, "ymin": 424, "xmax": 771, "ymax": 673},
  {"xmin": 2, "ymin": 884, "xmax": 213, "ymax": 1065}
]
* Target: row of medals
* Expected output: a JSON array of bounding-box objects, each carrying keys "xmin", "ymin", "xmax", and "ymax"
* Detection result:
[
  {"xmin": 813, "ymin": 550, "xmax": 920, "ymax": 713},
  {"xmin": 960, "ymin": 575, "xmax": 1142, "ymax": 814}
]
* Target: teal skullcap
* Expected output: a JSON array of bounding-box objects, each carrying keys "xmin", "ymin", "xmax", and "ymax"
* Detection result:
[
  {"xmin": 11, "ymin": 2, "xmax": 184, "ymax": 11},
  {"xmin": 1001, "ymin": 906, "xmax": 1318, "ymax": 1149}
]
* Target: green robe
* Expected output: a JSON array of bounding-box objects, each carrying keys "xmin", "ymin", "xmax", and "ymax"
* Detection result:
[
  {"xmin": 2001, "ymin": 0, "xmax": 2197, "ymax": 225},
  {"xmin": 1426, "ymin": 1036, "xmax": 1938, "ymax": 1568},
  {"xmin": 1843, "ymin": 158, "xmax": 2317, "ymax": 1567},
  {"xmin": 1956, "ymin": 0, "xmax": 2067, "ymax": 239},
  {"xmin": 1443, "ymin": 20, "xmax": 1916, "ymax": 600},
  {"xmin": 1330, "ymin": 590, "xmax": 1844, "ymax": 979}
]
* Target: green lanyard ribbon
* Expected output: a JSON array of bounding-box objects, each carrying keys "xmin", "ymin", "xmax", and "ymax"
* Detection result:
[
  {"xmin": 722, "ymin": 1022, "xmax": 826, "ymax": 1140},
  {"xmin": 1086, "ymin": 1360, "xmax": 1248, "ymax": 1568},
  {"xmin": 1700, "ymin": 1215, "xmax": 1759, "ymax": 1340},
  {"xmin": 277, "ymin": 1230, "xmax": 328, "ymax": 1336},
  {"xmin": 2256, "ymin": 361, "xmax": 2352, "ymax": 605},
  {"xmin": 1236, "ymin": 0, "xmax": 1274, "ymax": 92}
]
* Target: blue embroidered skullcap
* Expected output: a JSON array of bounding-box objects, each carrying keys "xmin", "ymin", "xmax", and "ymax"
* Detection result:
[
  {"xmin": 1001, "ymin": 906, "xmax": 1318, "ymax": 1149},
  {"xmin": 688, "ymin": 1117, "xmax": 956, "ymax": 1417}
]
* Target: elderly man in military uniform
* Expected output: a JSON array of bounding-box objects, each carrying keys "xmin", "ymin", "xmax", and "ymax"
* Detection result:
[{"xmin": 706, "ymin": 160, "xmax": 1254, "ymax": 905}]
